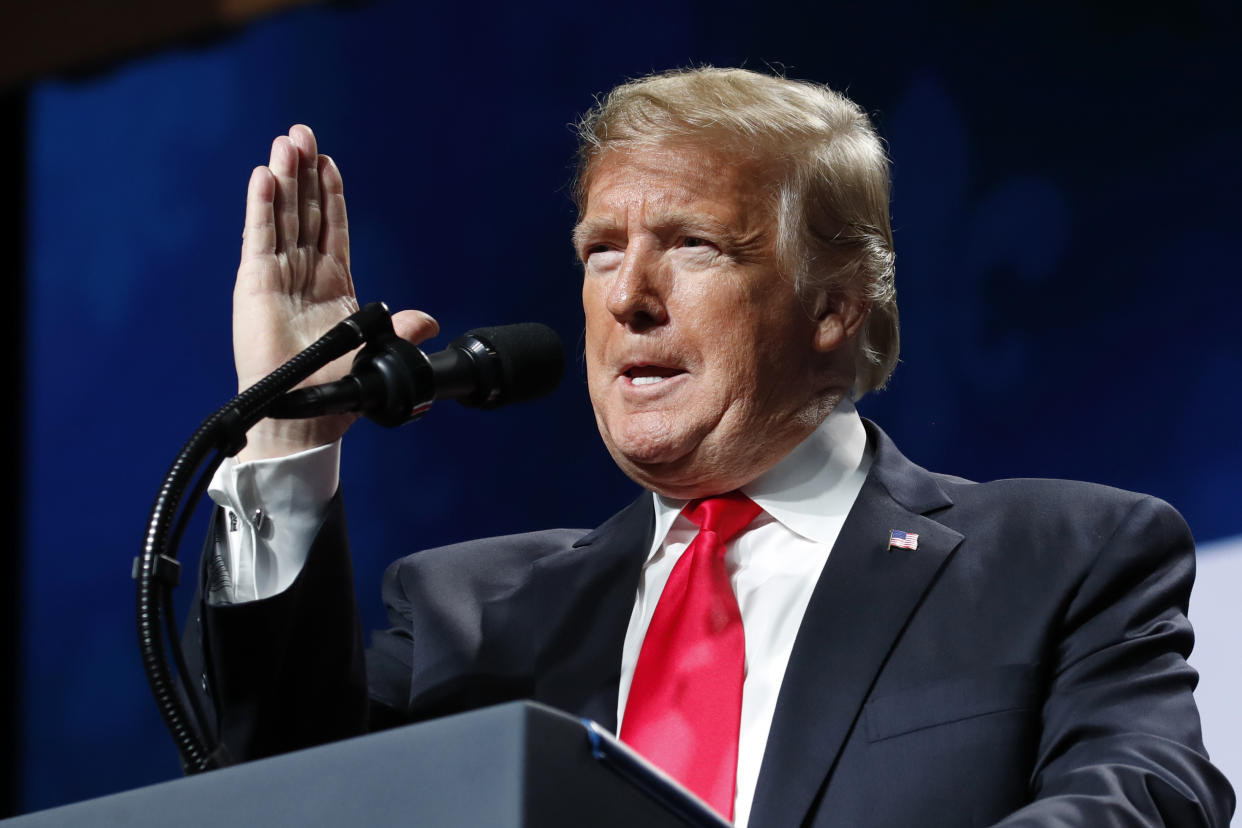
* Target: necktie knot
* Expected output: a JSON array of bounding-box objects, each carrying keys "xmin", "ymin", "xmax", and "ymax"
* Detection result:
[{"xmin": 684, "ymin": 491, "xmax": 762, "ymax": 545}]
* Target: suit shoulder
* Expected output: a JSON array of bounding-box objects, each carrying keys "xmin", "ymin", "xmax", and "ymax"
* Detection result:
[
  {"xmin": 932, "ymin": 474, "xmax": 1191, "ymax": 555},
  {"xmin": 936, "ymin": 473, "xmax": 1176, "ymax": 514},
  {"xmin": 383, "ymin": 528, "xmax": 590, "ymax": 604}
]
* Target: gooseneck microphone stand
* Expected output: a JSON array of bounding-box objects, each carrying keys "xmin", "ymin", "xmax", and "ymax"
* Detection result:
[{"xmin": 134, "ymin": 302, "xmax": 399, "ymax": 774}]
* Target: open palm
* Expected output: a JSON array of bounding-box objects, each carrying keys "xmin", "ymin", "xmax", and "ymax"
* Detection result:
[{"xmin": 232, "ymin": 125, "xmax": 437, "ymax": 460}]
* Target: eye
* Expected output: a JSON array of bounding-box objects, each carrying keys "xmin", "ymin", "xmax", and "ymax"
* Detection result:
[
  {"xmin": 583, "ymin": 244, "xmax": 623, "ymax": 271},
  {"xmin": 682, "ymin": 236, "xmax": 710, "ymax": 248},
  {"xmin": 579, "ymin": 242, "xmax": 609, "ymax": 262}
]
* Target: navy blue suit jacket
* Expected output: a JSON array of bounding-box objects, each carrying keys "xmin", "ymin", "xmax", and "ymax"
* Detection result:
[{"xmin": 188, "ymin": 421, "xmax": 1234, "ymax": 826}]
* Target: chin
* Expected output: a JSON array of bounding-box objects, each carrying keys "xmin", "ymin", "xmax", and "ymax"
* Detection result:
[
  {"xmin": 611, "ymin": 438, "xmax": 688, "ymax": 471},
  {"xmin": 613, "ymin": 445, "xmax": 747, "ymax": 500},
  {"xmin": 596, "ymin": 413, "xmax": 743, "ymax": 497},
  {"xmin": 600, "ymin": 411, "xmax": 690, "ymax": 462}
]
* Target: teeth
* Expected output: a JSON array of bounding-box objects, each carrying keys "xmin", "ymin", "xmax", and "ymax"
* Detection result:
[{"xmin": 631, "ymin": 375, "xmax": 667, "ymax": 386}]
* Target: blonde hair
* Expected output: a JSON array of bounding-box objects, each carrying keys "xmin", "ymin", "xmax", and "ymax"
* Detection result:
[{"xmin": 573, "ymin": 67, "xmax": 898, "ymax": 395}]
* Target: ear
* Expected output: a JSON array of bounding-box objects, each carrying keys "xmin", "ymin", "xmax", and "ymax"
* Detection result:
[{"xmin": 813, "ymin": 293, "xmax": 871, "ymax": 353}]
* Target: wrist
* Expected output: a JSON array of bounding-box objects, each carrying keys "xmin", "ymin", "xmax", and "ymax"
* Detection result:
[{"xmin": 236, "ymin": 415, "xmax": 353, "ymax": 462}]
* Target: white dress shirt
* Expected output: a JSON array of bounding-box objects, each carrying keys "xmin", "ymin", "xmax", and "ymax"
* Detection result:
[
  {"xmin": 617, "ymin": 400, "xmax": 871, "ymax": 827},
  {"xmin": 206, "ymin": 441, "xmax": 340, "ymax": 604},
  {"xmin": 208, "ymin": 401, "xmax": 872, "ymax": 828}
]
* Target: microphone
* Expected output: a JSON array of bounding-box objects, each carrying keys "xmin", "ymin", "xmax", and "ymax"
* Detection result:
[{"xmin": 269, "ymin": 322, "xmax": 565, "ymax": 427}]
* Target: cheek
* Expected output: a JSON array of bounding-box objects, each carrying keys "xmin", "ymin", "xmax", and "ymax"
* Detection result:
[
  {"xmin": 581, "ymin": 281, "xmax": 597, "ymax": 326},
  {"xmin": 581, "ymin": 288, "xmax": 608, "ymax": 360},
  {"xmin": 704, "ymin": 317, "xmax": 768, "ymax": 375}
]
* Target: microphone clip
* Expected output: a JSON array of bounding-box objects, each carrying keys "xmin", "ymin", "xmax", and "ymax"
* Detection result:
[
  {"xmin": 266, "ymin": 303, "xmax": 436, "ymax": 427},
  {"xmin": 267, "ymin": 307, "xmax": 564, "ymax": 426},
  {"xmin": 349, "ymin": 332, "xmax": 435, "ymax": 427}
]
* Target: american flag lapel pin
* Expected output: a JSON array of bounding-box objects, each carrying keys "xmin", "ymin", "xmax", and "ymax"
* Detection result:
[{"xmin": 889, "ymin": 529, "xmax": 919, "ymax": 550}]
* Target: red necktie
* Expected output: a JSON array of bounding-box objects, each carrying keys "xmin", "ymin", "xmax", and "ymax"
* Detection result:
[{"xmin": 621, "ymin": 492, "xmax": 761, "ymax": 820}]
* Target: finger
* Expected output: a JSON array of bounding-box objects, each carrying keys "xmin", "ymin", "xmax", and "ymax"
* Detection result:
[
  {"xmin": 268, "ymin": 135, "xmax": 299, "ymax": 253},
  {"xmin": 241, "ymin": 166, "xmax": 276, "ymax": 260},
  {"xmin": 289, "ymin": 124, "xmax": 321, "ymax": 248},
  {"xmin": 392, "ymin": 309, "xmax": 440, "ymax": 346},
  {"xmin": 319, "ymin": 154, "xmax": 350, "ymax": 268}
]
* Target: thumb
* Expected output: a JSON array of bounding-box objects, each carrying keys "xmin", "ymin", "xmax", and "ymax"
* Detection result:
[{"xmin": 391, "ymin": 309, "xmax": 440, "ymax": 346}]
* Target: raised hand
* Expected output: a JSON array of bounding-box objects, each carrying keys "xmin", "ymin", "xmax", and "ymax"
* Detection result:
[{"xmin": 233, "ymin": 125, "xmax": 438, "ymax": 461}]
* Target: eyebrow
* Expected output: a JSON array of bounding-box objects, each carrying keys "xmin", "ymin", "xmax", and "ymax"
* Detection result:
[
  {"xmin": 571, "ymin": 218, "xmax": 614, "ymax": 255},
  {"xmin": 572, "ymin": 210, "xmax": 744, "ymax": 254}
]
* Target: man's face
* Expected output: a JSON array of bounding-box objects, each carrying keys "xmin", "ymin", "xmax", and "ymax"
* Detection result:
[{"xmin": 577, "ymin": 144, "xmax": 838, "ymax": 499}]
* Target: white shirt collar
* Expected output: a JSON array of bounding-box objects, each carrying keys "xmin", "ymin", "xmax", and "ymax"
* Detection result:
[{"xmin": 648, "ymin": 399, "xmax": 873, "ymax": 552}]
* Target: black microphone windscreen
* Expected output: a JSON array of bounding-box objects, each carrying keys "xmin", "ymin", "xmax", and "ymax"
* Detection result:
[{"xmin": 455, "ymin": 323, "xmax": 564, "ymax": 407}]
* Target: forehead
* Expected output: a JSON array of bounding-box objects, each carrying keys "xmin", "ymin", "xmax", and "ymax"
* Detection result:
[{"xmin": 577, "ymin": 144, "xmax": 776, "ymax": 233}]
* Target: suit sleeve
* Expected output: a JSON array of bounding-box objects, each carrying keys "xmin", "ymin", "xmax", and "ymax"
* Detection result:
[
  {"xmin": 180, "ymin": 494, "xmax": 564, "ymax": 761},
  {"xmin": 994, "ymin": 495, "xmax": 1234, "ymax": 826},
  {"xmin": 182, "ymin": 493, "xmax": 370, "ymax": 761}
]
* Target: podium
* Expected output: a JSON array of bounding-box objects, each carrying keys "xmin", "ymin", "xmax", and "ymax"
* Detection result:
[{"xmin": 4, "ymin": 702, "xmax": 730, "ymax": 827}]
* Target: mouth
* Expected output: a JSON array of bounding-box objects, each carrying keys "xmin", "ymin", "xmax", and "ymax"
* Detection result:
[{"xmin": 622, "ymin": 363, "xmax": 687, "ymax": 387}]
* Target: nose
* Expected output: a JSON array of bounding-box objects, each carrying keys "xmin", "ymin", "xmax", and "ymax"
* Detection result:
[{"xmin": 606, "ymin": 245, "xmax": 668, "ymax": 332}]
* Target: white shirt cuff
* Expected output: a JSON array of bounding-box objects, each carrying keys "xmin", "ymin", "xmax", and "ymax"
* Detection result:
[{"xmin": 205, "ymin": 441, "xmax": 341, "ymax": 604}]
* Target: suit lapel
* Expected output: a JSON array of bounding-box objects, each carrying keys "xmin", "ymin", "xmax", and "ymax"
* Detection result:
[
  {"xmin": 749, "ymin": 422, "xmax": 964, "ymax": 827},
  {"xmin": 522, "ymin": 494, "xmax": 654, "ymax": 732}
]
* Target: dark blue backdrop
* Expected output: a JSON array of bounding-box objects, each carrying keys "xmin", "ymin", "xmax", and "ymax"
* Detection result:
[{"xmin": 19, "ymin": 0, "xmax": 1241, "ymax": 812}]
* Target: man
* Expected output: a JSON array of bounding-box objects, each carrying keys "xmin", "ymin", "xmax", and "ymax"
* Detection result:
[{"xmin": 190, "ymin": 68, "xmax": 1234, "ymax": 826}]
